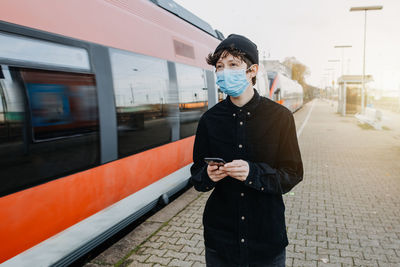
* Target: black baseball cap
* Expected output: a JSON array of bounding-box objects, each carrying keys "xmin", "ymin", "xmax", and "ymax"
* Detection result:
[{"xmin": 214, "ymin": 34, "xmax": 259, "ymax": 65}]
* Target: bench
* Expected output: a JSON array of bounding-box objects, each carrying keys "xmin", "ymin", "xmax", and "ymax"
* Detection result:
[{"xmin": 355, "ymin": 107, "xmax": 383, "ymax": 130}]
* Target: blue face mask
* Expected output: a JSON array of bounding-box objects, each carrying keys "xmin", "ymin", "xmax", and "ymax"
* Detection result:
[{"xmin": 216, "ymin": 68, "xmax": 250, "ymax": 97}]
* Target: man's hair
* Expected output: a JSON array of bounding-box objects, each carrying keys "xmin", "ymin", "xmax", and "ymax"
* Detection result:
[{"xmin": 206, "ymin": 46, "xmax": 257, "ymax": 86}]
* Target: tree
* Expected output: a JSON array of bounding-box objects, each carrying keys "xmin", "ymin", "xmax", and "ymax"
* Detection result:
[
  {"xmin": 282, "ymin": 57, "xmax": 310, "ymax": 88},
  {"xmin": 282, "ymin": 57, "xmax": 314, "ymax": 101}
]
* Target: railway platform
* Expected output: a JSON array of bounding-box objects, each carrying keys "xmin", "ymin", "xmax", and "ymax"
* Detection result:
[{"xmin": 85, "ymin": 99, "xmax": 400, "ymax": 267}]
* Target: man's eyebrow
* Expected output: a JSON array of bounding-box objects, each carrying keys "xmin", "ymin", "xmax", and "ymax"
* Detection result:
[{"xmin": 216, "ymin": 58, "xmax": 241, "ymax": 64}]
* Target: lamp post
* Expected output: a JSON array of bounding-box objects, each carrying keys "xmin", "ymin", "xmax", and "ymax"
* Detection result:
[
  {"xmin": 350, "ymin": 5, "xmax": 383, "ymax": 114},
  {"xmin": 324, "ymin": 68, "xmax": 335, "ymax": 100},
  {"xmin": 328, "ymin": 60, "xmax": 340, "ymax": 102},
  {"xmin": 324, "ymin": 68, "xmax": 335, "ymax": 87},
  {"xmin": 334, "ymin": 45, "xmax": 352, "ymax": 76}
]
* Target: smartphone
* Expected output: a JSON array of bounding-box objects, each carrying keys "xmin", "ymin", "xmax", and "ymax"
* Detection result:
[{"xmin": 204, "ymin": 157, "xmax": 226, "ymax": 166}]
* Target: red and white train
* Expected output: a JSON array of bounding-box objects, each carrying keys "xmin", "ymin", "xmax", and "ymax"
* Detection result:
[
  {"xmin": 268, "ymin": 71, "xmax": 303, "ymax": 112},
  {"xmin": 0, "ymin": 0, "xmax": 221, "ymax": 265},
  {"xmin": 0, "ymin": 0, "xmax": 302, "ymax": 265}
]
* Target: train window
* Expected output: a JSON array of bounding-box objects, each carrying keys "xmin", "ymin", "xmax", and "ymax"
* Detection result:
[
  {"xmin": 0, "ymin": 65, "xmax": 100, "ymax": 197},
  {"xmin": 0, "ymin": 32, "xmax": 90, "ymax": 70},
  {"xmin": 21, "ymin": 70, "xmax": 99, "ymax": 141},
  {"xmin": 110, "ymin": 49, "xmax": 174, "ymax": 158},
  {"xmin": 175, "ymin": 63, "xmax": 208, "ymax": 139}
]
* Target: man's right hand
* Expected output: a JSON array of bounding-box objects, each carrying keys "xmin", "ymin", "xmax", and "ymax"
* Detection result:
[{"xmin": 207, "ymin": 164, "xmax": 227, "ymax": 182}]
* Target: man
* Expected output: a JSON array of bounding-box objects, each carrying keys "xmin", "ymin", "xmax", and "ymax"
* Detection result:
[{"xmin": 190, "ymin": 34, "xmax": 303, "ymax": 266}]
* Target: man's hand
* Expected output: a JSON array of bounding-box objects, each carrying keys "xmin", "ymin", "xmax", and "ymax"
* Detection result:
[
  {"xmin": 207, "ymin": 164, "xmax": 228, "ymax": 182},
  {"xmin": 220, "ymin": 160, "xmax": 249, "ymax": 182}
]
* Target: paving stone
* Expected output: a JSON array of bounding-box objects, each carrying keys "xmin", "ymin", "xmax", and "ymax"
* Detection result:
[
  {"xmin": 127, "ymin": 261, "xmax": 153, "ymax": 267},
  {"xmin": 286, "ymin": 250, "xmax": 305, "ymax": 260},
  {"xmin": 160, "ymin": 242, "xmax": 184, "ymax": 251},
  {"xmin": 141, "ymin": 241, "xmax": 163, "ymax": 249},
  {"xmin": 306, "ymin": 252, "xmax": 322, "ymax": 261},
  {"xmin": 190, "ymin": 233, "xmax": 203, "ymax": 242},
  {"xmin": 290, "ymin": 238, "xmax": 306, "ymax": 246},
  {"xmin": 339, "ymin": 249, "xmax": 363, "ymax": 258},
  {"xmin": 172, "ymin": 232, "xmax": 193, "ymax": 240},
  {"xmin": 168, "ymin": 258, "xmax": 193, "ymax": 266},
  {"xmin": 386, "ymin": 254, "xmax": 400, "ymax": 263},
  {"xmin": 328, "ymin": 242, "xmax": 350, "ymax": 250},
  {"xmin": 353, "ymin": 258, "xmax": 379, "ymax": 266},
  {"xmin": 163, "ymin": 250, "xmax": 188, "ymax": 261},
  {"xmin": 157, "ymin": 230, "xmax": 176, "ymax": 237},
  {"xmin": 140, "ymin": 248, "xmax": 168, "ymax": 257},
  {"xmin": 377, "ymin": 262, "xmax": 399, "ymax": 267},
  {"xmin": 316, "ymin": 262, "xmax": 341, "ymax": 267},
  {"xmin": 363, "ymin": 252, "xmax": 389, "ymax": 262},
  {"xmin": 295, "ymin": 245, "xmax": 317, "ymax": 254},
  {"xmin": 176, "ymin": 237, "xmax": 198, "ymax": 247},
  {"xmin": 186, "ymin": 228, "xmax": 203, "ymax": 235},
  {"xmin": 180, "ymin": 245, "xmax": 204, "ymax": 254},
  {"xmin": 293, "ymin": 258, "xmax": 317, "ymax": 266},
  {"xmin": 185, "ymin": 253, "xmax": 205, "ymax": 263},
  {"xmin": 157, "ymin": 236, "xmax": 179, "ymax": 245},
  {"xmin": 285, "ymin": 257, "xmax": 293, "ymax": 267},
  {"xmin": 126, "ymin": 253, "xmax": 150, "ymax": 263},
  {"xmin": 329, "ymin": 255, "xmax": 354, "ymax": 265},
  {"xmin": 307, "ymin": 240, "xmax": 328, "ymax": 248},
  {"xmin": 145, "ymin": 255, "xmax": 171, "ymax": 265}
]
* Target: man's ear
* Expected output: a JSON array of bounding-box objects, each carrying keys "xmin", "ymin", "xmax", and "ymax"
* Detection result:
[{"xmin": 250, "ymin": 64, "xmax": 259, "ymax": 78}]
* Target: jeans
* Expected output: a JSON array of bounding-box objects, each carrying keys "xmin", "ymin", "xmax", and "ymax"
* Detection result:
[{"xmin": 205, "ymin": 247, "xmax": 286, "ymax": 267}]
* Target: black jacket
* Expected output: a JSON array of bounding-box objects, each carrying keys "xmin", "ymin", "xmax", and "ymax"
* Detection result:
[{"xmin": 190, "ymin": 89, "xmax": 303, "ymax": 265}]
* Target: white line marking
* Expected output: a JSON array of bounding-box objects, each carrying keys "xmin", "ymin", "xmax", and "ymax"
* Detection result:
[{"xmin": 297, "ymin": 99, "xmax": 315, "ymax": 138}]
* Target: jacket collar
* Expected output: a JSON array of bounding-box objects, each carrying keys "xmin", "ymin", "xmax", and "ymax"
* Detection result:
[{"xmin": 225, "ymin": 88, "xmax": 261, "ymax": 114}]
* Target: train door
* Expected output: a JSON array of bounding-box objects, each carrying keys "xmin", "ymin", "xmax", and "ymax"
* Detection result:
[{"xmin": 0, "ymin": 73, "xmax": 7, "ymax": 140}]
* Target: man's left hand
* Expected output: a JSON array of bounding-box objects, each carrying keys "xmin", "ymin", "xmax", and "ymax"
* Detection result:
[{"xmin": 219, "ymin": 160, "xmax": 249, "ymax": 182}]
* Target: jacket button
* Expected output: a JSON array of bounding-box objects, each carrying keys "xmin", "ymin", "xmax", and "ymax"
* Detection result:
[
  {"xmin": 238, "ymin": 144, "xmax": 243, "ymax": 148},
  {"xmin": 206, "ymin": 186, "xmax": 209, "ymax": 190},
  {"xmin": 239, "ymin": 121, "xmax": 243, "ymax": 125},
  {"xmin": 241, "ymin": 216, "xmax": 245, "ymax": 220},
  {"xmin": 240, "ymin": 193, "xmax": 244, "ymax": 197},
  {"xmin": 249, "ymin": 181, "xmax": 252, "ymax": 185},
  {"xmin": 233, "ymin": 113, "xmax": 236, "ymax": 117},
  {"xmin": 241, "ymin": 238, "xmax": 245, "ymax": 243},
  {"xmin": 261, "ymin": 187, "xmax": 264, "ymax": 191},
  {"xmin": 247, "ymin": 112, "xmax": 250, "ymax": 115}
]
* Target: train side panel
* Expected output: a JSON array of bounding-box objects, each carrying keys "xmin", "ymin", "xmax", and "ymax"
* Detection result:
[
  {"xmin": 0, "ymin": 0, "xmax": 220, "ymax": 263},
  {"xmin": 0, "ymin": 0, "xmax": 217, "ymax": 70}
]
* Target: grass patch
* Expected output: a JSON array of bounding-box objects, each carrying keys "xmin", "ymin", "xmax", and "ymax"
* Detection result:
[{"xmin": 357, "ymin": 123, "xmax": 375, "ymax": 130}]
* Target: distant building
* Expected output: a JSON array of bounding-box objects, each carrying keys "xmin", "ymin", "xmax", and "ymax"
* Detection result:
[{"xmin": 260, "ymin": 59, "xmax": 292, "ymax": 79}]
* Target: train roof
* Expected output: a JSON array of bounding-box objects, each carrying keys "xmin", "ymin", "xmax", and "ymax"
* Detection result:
[{"xmin": 150, "ymin": 0, "xmax": 224, "ymax": 40}]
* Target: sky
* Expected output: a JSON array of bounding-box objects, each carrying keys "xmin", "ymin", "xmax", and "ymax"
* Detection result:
[{"xmin": 174, "ymin": 0, "xmax": 400, "ymax": 91}]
